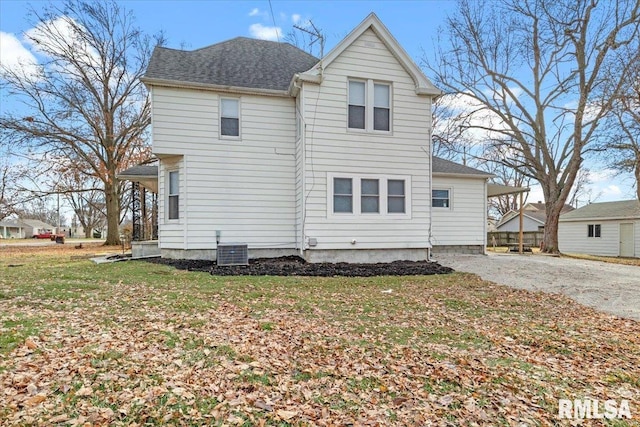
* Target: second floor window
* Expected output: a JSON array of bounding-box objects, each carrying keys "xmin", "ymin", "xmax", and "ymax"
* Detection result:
[
  {"xmin": 348, "ymin": 81, "xmax": 366, "ymax": 129},
  {"xmin": 221, "ymin": 98, "xmax": 239, "ymax": 137},
  {"xmin": 348, "ymin": 79, "xmax": 391, "ymax": 132}
]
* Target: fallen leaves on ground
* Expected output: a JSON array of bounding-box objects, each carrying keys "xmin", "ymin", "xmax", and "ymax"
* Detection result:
[{"xmin": 0, "ymin": 247, "xmax": 638, "ymax": 426}]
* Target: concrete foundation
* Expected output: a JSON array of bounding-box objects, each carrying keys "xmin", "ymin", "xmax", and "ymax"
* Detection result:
[
  {"xmin": 303, "ymin": 248, "xmax": 429, "ymax": 264},
  {"xmin": 431, "ymin": 245, "xmax": 485, "ymax": 255},
  {"xmin": 160, "ymin": 247, "xmax": 298, "ymax": 261},
  {"xmin": 131, "ymin": 241, "xmax": 161, "ymax": 258}
]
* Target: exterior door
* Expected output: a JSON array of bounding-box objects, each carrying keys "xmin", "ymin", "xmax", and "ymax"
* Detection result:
[{"xmin": 619, "ymin": 223, "xmax": 634, "ymax": 257}]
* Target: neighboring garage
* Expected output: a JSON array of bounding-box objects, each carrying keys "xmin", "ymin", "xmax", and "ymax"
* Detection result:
[{"xmin": 558, "ymin": 200, "xmax": 640, "ymax": 258}]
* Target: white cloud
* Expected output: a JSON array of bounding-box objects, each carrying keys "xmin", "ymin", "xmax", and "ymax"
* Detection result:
[
  {"xmin": 291, "ymin": 13, "xmax": 301, "ymax": 24},
  {"xmin": 248, "ymin": 8, "xmax": 261, "ymax": 17},
  {"xmin": 0, "ymin": 31, "xmax": 39, "ymax": 77},
  {"xmin": 602, "ymin": 184, "xmax": 622, "ymax": 197},
  {"xmin": 435, "ymin": 92, "xmax": 511, "ymax": 144},
  {"xmin": 249, "ymin": 23, "xmax": 282, "ymax": 41}
]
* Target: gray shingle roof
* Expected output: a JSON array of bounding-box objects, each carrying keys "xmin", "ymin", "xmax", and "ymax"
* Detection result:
[
  {"xmin": 144, "ymin": 37, "xmax": 319, "ymax": 92},
  {"xmin": 432, "ymin": 157, "xmax": 494, "ymax": 177},
  {"xmin": 560, "ymin": 200, "xmax": 640, "ymax": 221}
]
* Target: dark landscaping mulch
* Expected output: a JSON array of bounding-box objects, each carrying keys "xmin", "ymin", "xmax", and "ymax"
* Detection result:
[{"xmin": 145, "ymin": 255, "xmax": 454, "ymax": 277}]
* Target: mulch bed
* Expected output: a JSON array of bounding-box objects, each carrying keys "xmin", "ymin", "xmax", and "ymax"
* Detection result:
[{"xmin": 146, "ymin": 255, "xmax": 454, "ymax": 277}]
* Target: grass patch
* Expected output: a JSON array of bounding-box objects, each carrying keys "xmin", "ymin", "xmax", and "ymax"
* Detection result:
[{"xmin": 0, "ymin": 246, "xmax": 638, "ymax": 425}]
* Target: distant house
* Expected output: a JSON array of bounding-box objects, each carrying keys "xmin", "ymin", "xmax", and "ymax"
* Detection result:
[
  {"xmin": 20, "ymin": 219, "xmax": 56, "ymax": 238},
  {"xmin": 558, "ymin": 200, "xmax": 640, "ymax": 258},
  {"xmin": 0, "ymin": 219, "xmax": 26, "ymax": 238},
  {"xmin": 133, "ymin": 13, "xmax": 502, "ymax": 262},
  {"xmin": 496, "ymin": 202, "xmax": 574, "ymax": 232}
]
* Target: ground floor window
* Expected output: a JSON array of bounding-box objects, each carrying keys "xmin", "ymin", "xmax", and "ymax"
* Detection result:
[
  {"xmin": 168, "ymin": 170, "xmax": 179, "ymax": 220},
  {"xmin": 587, "ymin": 224, "xmax": 601, "ymax": 238},
  {"xmin": 328, "ymin": 173, "xmax": 411, "ymax": 218}
]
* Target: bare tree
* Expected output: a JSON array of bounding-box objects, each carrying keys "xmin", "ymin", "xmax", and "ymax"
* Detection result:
[
  {"xmin": 0, "ymin": 0, "xmax": 162, "ymax": 245},
  {"xmin": 424, "ymin": 0, "xmax": 640, "ymax": 252},
  {"xmin": 599, "ymin": 43, "xmax": 640, "ymax": 199}
]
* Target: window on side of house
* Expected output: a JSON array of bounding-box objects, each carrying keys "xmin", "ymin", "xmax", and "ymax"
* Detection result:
[
  {"xmin": 432, "ymin": 189, "xmax": 450, "ymax": 208},
  {"xmin": 387, "ymin": 179, "xmax": 405, "ymax": 213},
  {"xmin": 348, "ymin": 81, "xmax": 366, "ymax": 129},
  {"xmin": 168, "ymin": 170, "xmax": 179, "ymax": 220},
  {"xmin": 220, "ymin": 98, "xmax": 240, "ymax": 137},
  {"xmin": 373, "ymin": 83, "xmax": 390, "ymax": 131},
  {"xmin": 333, "ymin": 178, "xmax": 353, "ymax": 213},
  {"xmin": 588, "ymin": 224, "xmax": 601, "ymax": 238},
  {"xmin": 361, "ymin": 179, "xmax": 379, "ymax": 213}
]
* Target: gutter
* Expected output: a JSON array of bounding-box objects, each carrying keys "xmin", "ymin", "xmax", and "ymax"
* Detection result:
[{"xmin": 140, "ymin": 77, "xmax": 291, "ymax": 98}]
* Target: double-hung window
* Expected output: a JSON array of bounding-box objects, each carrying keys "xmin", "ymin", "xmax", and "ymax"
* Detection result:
[
  {"xmin": 348, "ymin": 81, "xmax": 366, "ymax": 129},
  {"xmin": 432, "ymin": 189, "xmax": 450, "ymax": 208},
  {"xmin": 333, "ymin": 178, "xmax": 353, "ymax": 213},
  {"xmin": 168, "ymin": 171, "xmax": 179, "ymax": 220},
  {"xmin": 220, "ymin": 98, "xmax": 240, "ymax": 137},
  {"xmin": 361, "ymin": 179, "xmax": 380, "ymax": 213},
  {"xmin": 387, "ymin": 180, "xmax": 405, "ymax": 213},
  {"xmin": 348, "ymin": 79, "xmax": 391, "ymax": 132},
  {"xmin": 330, "ymin": 174, "xmax": 410, "ymax": 217},
  {"xmin": 587, "ymin": 224, "xmax": 601, "ymax": 238},
  {"xmin": 373, "ymin": 84, "xmax": 390, "ymax": 131}
]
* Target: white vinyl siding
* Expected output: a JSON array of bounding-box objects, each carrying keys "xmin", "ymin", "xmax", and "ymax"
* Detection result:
[
  {"xmin": 431, "ymin": 176, "xmax": 487, "ymax": 247},
  {"xmin": 559, "ymin": 219, "xmax": 640, "ymax": 257},
  {"xmin": 496, "ymin": 215, "xmax": 544, "ymax": 232},
  {"xmin": 152, "ymin": 86, "xmax": 296, "ymax": 250},
  {"xmin": 158, "ymin": 156, "xmax": 185, "ymax": 249},
  {"xmin": 300, "ymin": 28, "xmax": 431, "ymax": 250}
]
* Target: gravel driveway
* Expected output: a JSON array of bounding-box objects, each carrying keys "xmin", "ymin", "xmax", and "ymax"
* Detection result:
[{"xmin": 437, "ymin": 252, "xmax": 640, "ymax": 321}]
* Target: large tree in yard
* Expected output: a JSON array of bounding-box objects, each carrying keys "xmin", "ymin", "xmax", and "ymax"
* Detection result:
[
  {"xmin": 599, "ymin": 42, "xmax": 640, "ymax": 200},
  {"xmin": 424, "ymin": 0, "xmax": 640, "ymax": 252},
  {"xmin": 0, "ymin": 0, "xmax": 162, "ymax": 245}
]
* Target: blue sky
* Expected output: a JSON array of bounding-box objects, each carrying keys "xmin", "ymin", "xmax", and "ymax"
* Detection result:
[{"xmin": 0, "ymin": 0, "xmax": 635, "ymax": 206}]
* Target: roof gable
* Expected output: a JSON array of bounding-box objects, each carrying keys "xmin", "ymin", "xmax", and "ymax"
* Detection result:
[
  {"xmin": 143, "ymin": 37, "xmax": 318, "ymax": 94},
  {"xmin": 296, "ymin": 13, "xmax": 440, "ymax": 96}
]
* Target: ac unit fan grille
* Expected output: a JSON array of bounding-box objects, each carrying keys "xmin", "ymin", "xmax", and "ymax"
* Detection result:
[{"xmin": 217, "ymin": 244, "xmax": 248, "ymax": 266}]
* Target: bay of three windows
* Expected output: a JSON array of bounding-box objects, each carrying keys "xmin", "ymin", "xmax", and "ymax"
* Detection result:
[{"xmin": 334, "ymin": 177, "xmax": 405, "ymax": 214}]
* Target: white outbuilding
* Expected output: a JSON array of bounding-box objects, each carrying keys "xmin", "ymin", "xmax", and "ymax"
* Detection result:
[{"xmin": 558, "ymin": 200, "xmax": 640, "ymax": 258}]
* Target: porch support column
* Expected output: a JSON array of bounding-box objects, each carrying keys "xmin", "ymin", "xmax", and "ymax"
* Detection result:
[{"xmin": 132, "ymin": 181, "xmax": 141, "ymax": 241}]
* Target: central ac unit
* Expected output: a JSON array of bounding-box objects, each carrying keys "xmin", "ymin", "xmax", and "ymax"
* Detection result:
[{"xmin": 217, "ymin": 243, "xmax": 248, "ymax": 266}]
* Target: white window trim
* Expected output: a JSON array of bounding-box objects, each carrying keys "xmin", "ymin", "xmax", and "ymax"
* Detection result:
[
  {"xmin": 432, "ymin": 187, "xmax": 452, "ymax": 210},
  {"xmin": 219, "ymin": 96, "xmax": 241, "ymax": 140},
  {"xmin": 167, "ymin": 169, "xmax": 179, "ymax": 221},
  {"xmin": 327, "ymin": 173, "xmax": 411, "ymax": 219},
  {"xmin": 347, "ymin": 78, "xmax": 392, "ymax": 134}
]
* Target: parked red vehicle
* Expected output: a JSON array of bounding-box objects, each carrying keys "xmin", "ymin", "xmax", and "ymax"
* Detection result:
[{"xmin": 33, "ymin": 230, "xmax": 54, "ymax": 239}]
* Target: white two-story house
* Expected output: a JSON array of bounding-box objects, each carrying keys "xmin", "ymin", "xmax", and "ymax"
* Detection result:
[{"xmin": 139, "ymin": 13, "xmax": 492, "ymax": 263}]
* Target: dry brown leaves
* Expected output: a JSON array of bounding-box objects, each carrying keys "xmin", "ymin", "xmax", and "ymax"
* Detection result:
[{"xmin": 0, "ymin": 256, "xmax": 639, "ymax": 426}]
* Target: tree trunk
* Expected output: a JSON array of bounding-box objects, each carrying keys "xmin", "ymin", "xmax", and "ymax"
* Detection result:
[
  {"xmin": 84, "ymin": 227, "xmax": 93, "ymax": 239},
  {"xmin": 104, "ymin": 180, "xmax": 121, "ymax": 245},
  {"xmin": 543, "ymin": 199, "xmax": 567, "ymax": 254},
  {"xmin": 635, "ymin": 161, "xmax": 640, "ymax": 201}
]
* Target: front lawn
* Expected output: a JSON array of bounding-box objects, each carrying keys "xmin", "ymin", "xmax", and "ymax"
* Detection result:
[{"xmin": 1, "ymin": 246, "xmax": 638, "ymax": 425}]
